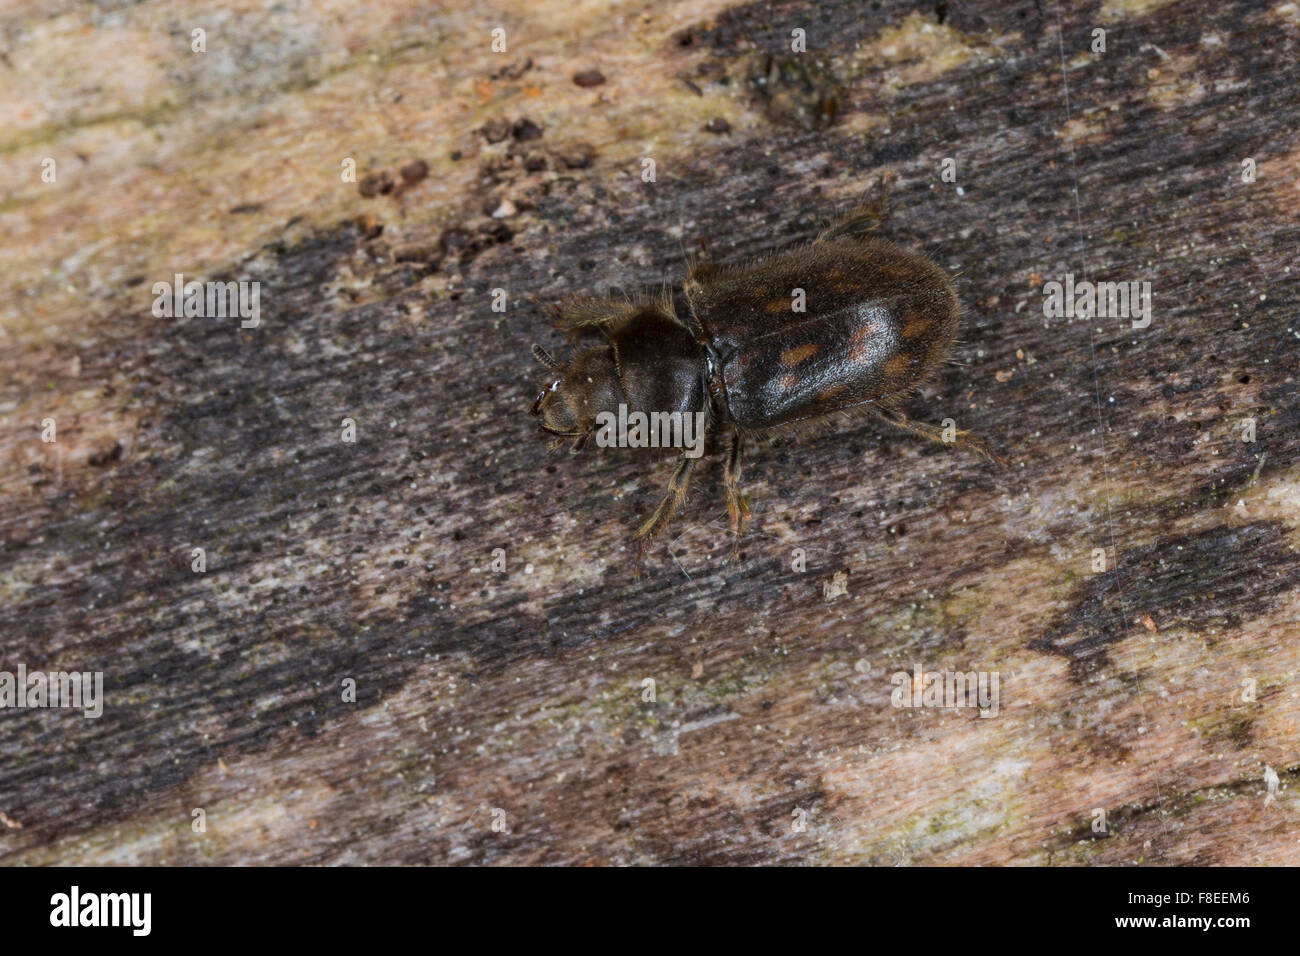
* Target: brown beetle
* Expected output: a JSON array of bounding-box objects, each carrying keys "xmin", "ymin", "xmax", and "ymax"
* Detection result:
[{"xmin": 530, "ymin": 202, "xmax": 997, "ymax": 561}]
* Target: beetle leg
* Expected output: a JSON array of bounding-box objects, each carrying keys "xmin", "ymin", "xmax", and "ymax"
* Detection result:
[
  {"xmin": 816, "ymin": 173, "xmax": 893, "ymax": 243},
  {"xmin": 815, "ymin": 208, "xmax": 884, "ymax": 243},
  {"xmin": 635, "ymin": 453, "xmax": 698, "ymax": 554},
  {"xmin": 681, "ymin": 269, "xmax": 715, "ymax": 341},
  {"xmin": 724, "ymin": 430, "xmax": 751, "ymax": 560},
  {"xmin": 868, "ymin": 403, "xmax": 1005, "ymax": 467},
  {"xmin": 557, "ymin": 298, "xmax": 627, "ymax": 338}
]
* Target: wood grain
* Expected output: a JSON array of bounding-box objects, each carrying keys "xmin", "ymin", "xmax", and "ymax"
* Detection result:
[{"xmin": 1, "ymin": 0, "xmax": 1298, "ymax": 865}]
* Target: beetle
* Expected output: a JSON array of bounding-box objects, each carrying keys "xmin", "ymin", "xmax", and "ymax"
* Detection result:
[{"xmin": 529, "ymin": 201, "xmax": 997, "ymax": 562}]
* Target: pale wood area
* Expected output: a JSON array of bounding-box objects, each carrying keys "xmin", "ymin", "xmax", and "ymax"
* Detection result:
[{"xmin": 1, "ymin": 0, "xmax": 1298, "ymax": 864}]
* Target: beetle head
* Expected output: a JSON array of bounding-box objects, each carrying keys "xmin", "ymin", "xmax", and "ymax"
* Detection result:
[{"xmin": 530, "ymin": 343, "xmax": 623, "ymax": 452}]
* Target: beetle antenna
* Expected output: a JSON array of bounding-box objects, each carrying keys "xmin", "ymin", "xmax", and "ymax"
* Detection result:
[{"xmin": 532, "ymin": 343, "xmax": 562, "ymax": 369}]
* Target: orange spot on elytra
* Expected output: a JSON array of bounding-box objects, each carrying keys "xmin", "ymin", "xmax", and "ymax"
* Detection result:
[
  {"xmin": 818, "ymin": 383, "xmax": 847, "ymax": 402},
  {"xmin": 781, "ymin": 343, "xmax": 820, "ymax": 365},
  {"xmin": 902, "ymin": 313, "xmax": 932, "ymax": 339},
  {"xmin": 848, "ymin": 321, "xmax": 885, "ymax": 362},
  {"xmin": 885, "ymin": 354, "xmax": 911, "ymax": 378}
]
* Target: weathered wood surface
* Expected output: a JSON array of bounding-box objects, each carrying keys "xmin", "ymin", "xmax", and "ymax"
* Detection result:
[{"xmin": 1, "ymin": 0, "xmax": 1298, "ymax": 865}]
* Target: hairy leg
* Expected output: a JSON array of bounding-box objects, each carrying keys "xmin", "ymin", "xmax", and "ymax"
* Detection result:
[
  {"xmin": 681, "ymin": 261, "xmax": 718, "ymax": 341},
  {"xmin": 868, "ymin": 402, "xmax": 1005, "ymax": 467},
  {"xmin": 816, "ymin": 173, "xmax": 893, "ymax": 243},
  {"xmin": 724, "ymin": 430, "xmax": 751, "ymax": 559},
  {"xmin": 552, "ymin": 298, "xmax": 629, "ymax": 337},
  {"xmin": 635, "ymin": 453, "xmax": 698, "ymax": 561}
]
